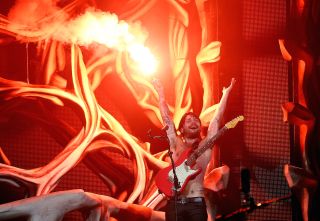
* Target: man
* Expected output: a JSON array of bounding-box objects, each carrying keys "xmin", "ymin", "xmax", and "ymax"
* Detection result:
[{"xmin": 152, "ymin": 78, "xmax": 236, "ymax": 221}]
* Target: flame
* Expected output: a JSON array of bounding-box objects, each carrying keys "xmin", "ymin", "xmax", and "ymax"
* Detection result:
[
  {"xmin": 63, "ymin": 9, "xmax": 158, "ymax": 75},
  {"xmin": 128, "ymin": 43, "xmax": 158, "ymax": 76},
  {"xmin": 67, "ymin": 9, "xmax": 157, "ymax": 75}
]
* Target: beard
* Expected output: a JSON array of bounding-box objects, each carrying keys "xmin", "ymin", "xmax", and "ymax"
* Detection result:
[{"xmin": 183, "ymin": 128, "xmax": 201, "ymax": 139}]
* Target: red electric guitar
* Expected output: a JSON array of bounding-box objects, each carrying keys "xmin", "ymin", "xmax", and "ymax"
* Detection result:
[{"xmin": 155, "ymin": 115, "xmax": 244, "ymax": 197}]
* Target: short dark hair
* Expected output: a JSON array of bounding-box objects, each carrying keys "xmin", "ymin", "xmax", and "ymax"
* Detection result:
[{"xmin": 178, "ymin": 112, "xmax": 201, "ymax": 132}]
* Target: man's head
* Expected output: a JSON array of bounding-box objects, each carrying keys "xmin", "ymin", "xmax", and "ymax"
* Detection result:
[{"xmin": 178, "ymin": 112, "xmax": 201, "ymax": 139}]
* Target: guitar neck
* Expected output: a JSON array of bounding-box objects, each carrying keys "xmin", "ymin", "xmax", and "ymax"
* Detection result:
[{"xmin": 185, "ymin": 126, "xmax": 228, "ymax": 166}]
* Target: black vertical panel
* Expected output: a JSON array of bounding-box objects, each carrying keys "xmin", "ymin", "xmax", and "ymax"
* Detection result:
[{"xmin": 241, "ymin": 0, "xmax": 291, "ymax": 220}]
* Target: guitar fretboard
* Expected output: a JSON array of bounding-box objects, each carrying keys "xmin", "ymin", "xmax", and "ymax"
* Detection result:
[{"xmin": 185, "ymin": 126, "xmax": 228, "ymax": 166}]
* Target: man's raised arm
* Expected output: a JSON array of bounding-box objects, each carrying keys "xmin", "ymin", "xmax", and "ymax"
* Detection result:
[
  {"xmin": 207, "ymin": 78, "xmax": 236, "ymax": 138},
  {"xmin": 152, "ymin": 79, "xmax": 177, "ymax": 148}
]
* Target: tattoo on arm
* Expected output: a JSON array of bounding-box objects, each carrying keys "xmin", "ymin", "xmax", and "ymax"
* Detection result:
[
  {"xmin": 153, "ymin": 78, "xmax": 177, "ymax": 147},
  {"xmin": 159, "ymin": 98, "xmax": 176, "ymax": 147}
]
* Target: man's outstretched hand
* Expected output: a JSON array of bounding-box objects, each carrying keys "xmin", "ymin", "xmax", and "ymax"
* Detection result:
[{"xmin": 223, "ymin": 78, "xmax": 236, "ymax": 94}]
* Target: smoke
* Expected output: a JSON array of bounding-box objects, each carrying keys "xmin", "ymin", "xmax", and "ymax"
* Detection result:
[
  {"xmin": 54, "ymin": 8, "xmax": 148, "ymax": 49},
  {"xmin": 6, "ymin": 1, "xmax": 156, "ymax": 74},
  {"xmin": 55, "ymin": 8, "xmax": 155, "ymax": 74},
  {"xmin": 7, "ymin": 1, "xmax": 148, "ymax": 49}
]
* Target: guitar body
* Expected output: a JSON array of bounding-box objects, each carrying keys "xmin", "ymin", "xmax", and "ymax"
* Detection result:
[{"xmin": 155, "ymin": 148, "xmax": 202, "ymax": 197}]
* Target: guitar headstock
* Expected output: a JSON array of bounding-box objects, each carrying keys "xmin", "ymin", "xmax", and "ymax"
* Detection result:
[{"xmin": 225, "ymin": 115, "xmax": 244, "ymax": 129}]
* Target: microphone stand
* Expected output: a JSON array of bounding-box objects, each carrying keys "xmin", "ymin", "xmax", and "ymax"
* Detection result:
[
  {"xmin": 167, "ymin": 146, "xmax": 180, "ymax": 221},
  {"xmin": 147, "ymin": 128, "xmax": 180, "ymax": 221},
  {"xmin": 146, "ymin": 130, "xmax": 179, "ymax": 189}
]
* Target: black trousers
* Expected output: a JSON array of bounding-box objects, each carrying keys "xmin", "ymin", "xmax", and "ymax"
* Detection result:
[{"xmin": 165, "ymin": 197, "xmax": 207, "ymax": 221}]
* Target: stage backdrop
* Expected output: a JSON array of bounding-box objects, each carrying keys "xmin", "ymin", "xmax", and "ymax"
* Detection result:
[{"xmin": 0, "ymin": 0, "xmax": 291, "ymax": 220}]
